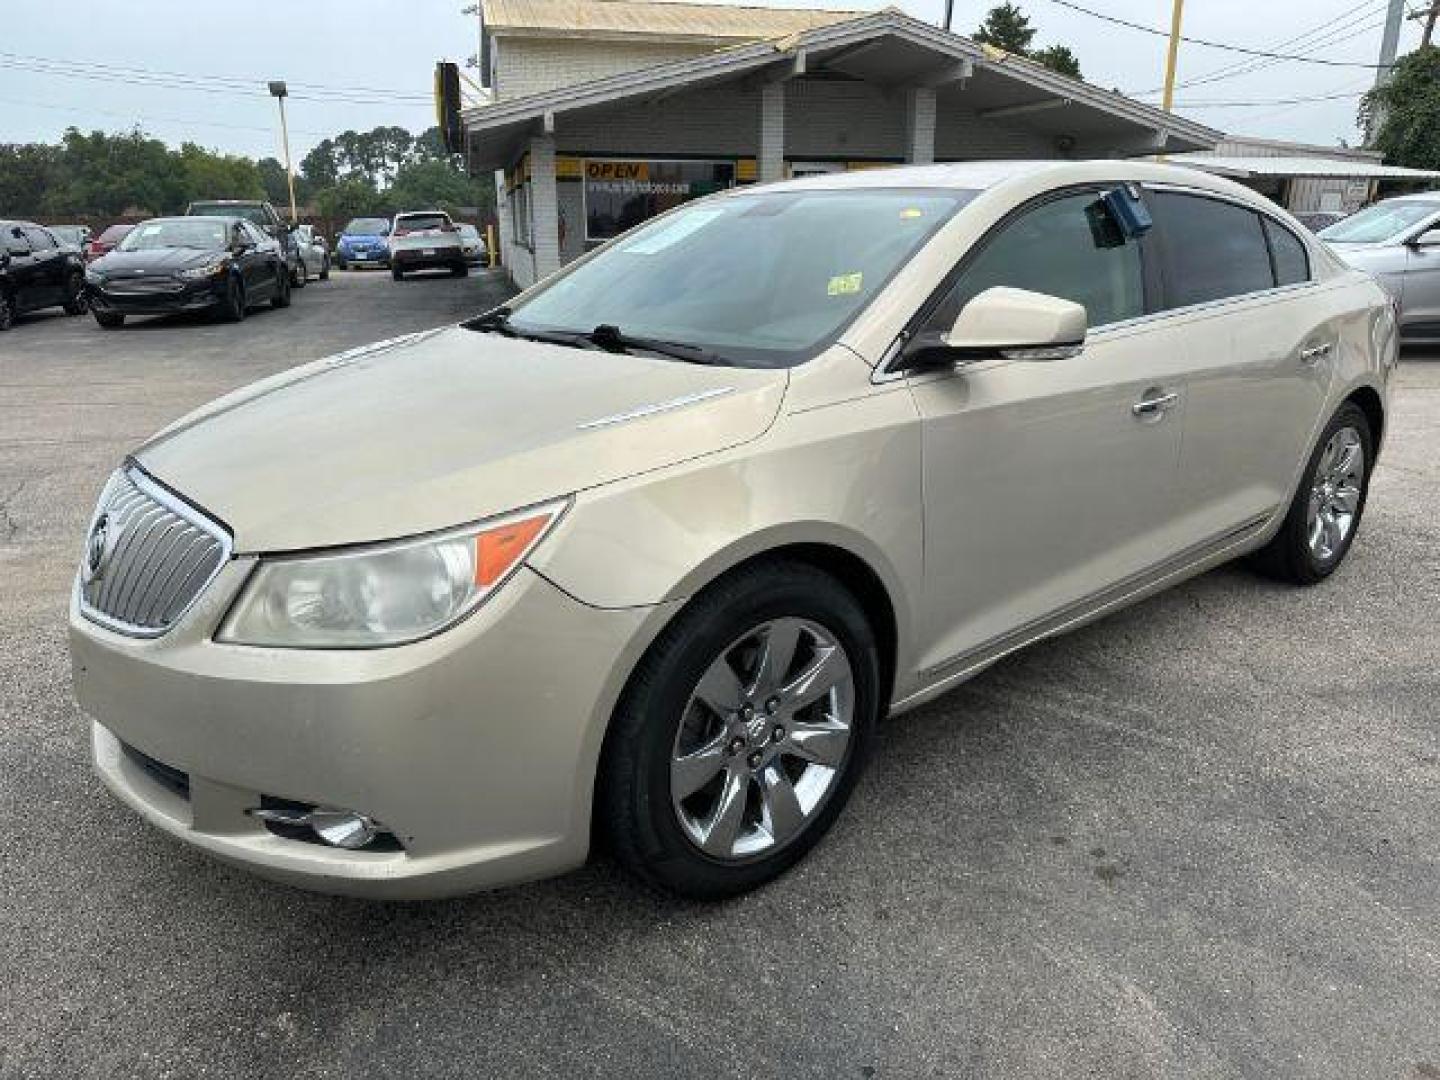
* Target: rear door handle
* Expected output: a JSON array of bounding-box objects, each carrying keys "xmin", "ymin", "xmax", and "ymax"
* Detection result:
[
  {"xmin": 1299, "ymin": 342, "xmax": 1333, "ymax": 365},
  {"xmin": 1132, "ymin": 391, "xmax": 1180, "ymax": 417}
]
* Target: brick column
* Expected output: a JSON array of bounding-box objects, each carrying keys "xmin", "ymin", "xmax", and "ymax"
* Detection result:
[
  {"xmin": 759, "ymin": 80, "xmax": 786, "ymax": 183},
  {"xmin": 905, "ymin": 87, "xmax": 937, "ymax": 165},
  {"xmin": 529, "ymin": 134, "xmax": 561, "ymax": 279}
]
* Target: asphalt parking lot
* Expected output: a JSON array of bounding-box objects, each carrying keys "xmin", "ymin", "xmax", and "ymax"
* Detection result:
[{"xmin": 2, "ymin": 269, "xmax": 1438, "ymax": 1079}]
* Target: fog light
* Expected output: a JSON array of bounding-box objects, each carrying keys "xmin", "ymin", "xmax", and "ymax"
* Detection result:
[
  {"xmin": 247, "ymin": 802, "xmax": 390, "ymax": 850},
  {"xmin": 308, "ymin": 809, "xmax": 382, "ymax": 850}
]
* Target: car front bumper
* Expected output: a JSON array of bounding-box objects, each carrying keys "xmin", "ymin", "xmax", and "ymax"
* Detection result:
[
  {"xmin": 87, "ymin": 279, "xmax": 224, "ymax": 315},
  {"xmin": 70, "ymin": 561, "xmax": 676, "ymax": 898}
]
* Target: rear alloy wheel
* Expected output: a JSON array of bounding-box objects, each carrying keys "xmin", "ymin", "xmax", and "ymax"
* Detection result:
[
  {"xmin": 62, "ymin": 271, "xmax": 87, "ymax": 315},
  {"xmin": 271, "ymin": 265, "xmax": 292, "ymax": 309},
  {"xmin": 600, "ymin": 561, "xmax": 879, "ymax": 899},
  {"xmin": 292, "ymin": 259, "xmax": 308, "ymax": 288},
  {"xmin": 0, "ymin": 289, "xmax": 13, "ymax": 331},
  {"xmin": 1252, "ymin": 401, "xmax": 1373, "ymax": 585}
]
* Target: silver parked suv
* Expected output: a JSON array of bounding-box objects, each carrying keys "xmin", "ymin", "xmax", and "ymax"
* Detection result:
[{"xmin": 70, "ymin": 161, "xmax": 1394, "ymax": 899}]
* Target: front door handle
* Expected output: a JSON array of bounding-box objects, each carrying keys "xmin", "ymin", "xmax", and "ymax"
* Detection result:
[
  {"xmin": 1132, "ymin": 390, "xmax": 1180, "ymax": 418},
  {"xmin": 1299, "ymin": 342, "xmax": 1333, "ymax": 365}
]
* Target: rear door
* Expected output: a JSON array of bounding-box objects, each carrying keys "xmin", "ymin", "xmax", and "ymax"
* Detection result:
[
  {"xmin": 1144, "ymin": 189, "xmax": 1335, "ymax": 540},
  {"xmin": 24, "ymin": 227, "xmax": 67, "ymax": 305},
  {"xmin": 4, "ymin": 226, "xmax": 44, "ymax": 312},
  {"xmin": 907, "ymin": 187, "xmax": 1194, "ymax": 673}
]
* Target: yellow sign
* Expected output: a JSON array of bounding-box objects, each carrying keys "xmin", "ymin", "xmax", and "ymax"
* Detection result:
[
  {"xmin": 586, "ymin": 160, "xmax": 650, "ymax": 182},
  {"xmin": 827, "ymin": 272, "xmax": 863, "ymax": 296}
]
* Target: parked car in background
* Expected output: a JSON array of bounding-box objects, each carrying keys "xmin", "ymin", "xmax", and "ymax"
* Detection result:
[
  {"xmin": 389, "ymin": 210, "xmax": 467, "ymax": 280},
  {"xmin": 85, "ymin": 216, "xmax": 290, "ymax": 328},
  {"xmin": 0, "ymin": 220, "xmax": 87, "ymax": 329},
  {"xmin": 86, "ymin": 223, "xmax": 134, "ymax": 263},
  {"xmin": 47, "ymin": 224, "xmax": 92, "ymax": 253},
  {"xmin": 292, "ymin": 224, "xmax": 330, "ymax": 284},
  {"xmin": 1320, "ymin": 192, "xmax": 1440, "ymax": 344},
  {"xmin": 335, "ymin": 217, "xmax": 390, "ymax": 269},
  {"xmin": 185, "ymin": 200, "xmax": 302, "ymax": 287},
  {"xmin": 68, "ymin": 161, "xmax": 1393, "ymax": 900},
  {"xmin": 457, "ymin": 222, "xmax": 488, "ymax": 267},
  {"xmin": 1295, "ymin": 210, "xmax": 1347, "ymax": 233}
]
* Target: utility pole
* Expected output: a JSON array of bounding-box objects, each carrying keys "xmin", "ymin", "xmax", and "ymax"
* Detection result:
[
  {"xmin": 943, "ymin": 0, "xmax": 954, "ymax": 32},
  {"xmin": 1367, "ymin": 0, "xmax": 1408, "ymax": 146},
  {"xmin": 1159, "ymin": 0, "xmax": 1185, "ymax": 114},
  {"xmin": 1412, "ymin": 1, "xmax": 1440, "ymax": 48},
  {"xmin": 268, "ymin": 80, "xmax": 298, "ymax": 225}
]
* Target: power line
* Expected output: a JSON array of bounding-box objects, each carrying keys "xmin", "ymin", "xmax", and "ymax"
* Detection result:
[
  {"xmin": 1171, "ymin": 89, "xmax": 1367, "ymax": 108},
  {"xmin": 1035, "ymin": 0, "xmax": 1388, "ymax": 66},
  {"xmin": 0, "ymin": 95, "xmax": 333, "ymax": 139}
]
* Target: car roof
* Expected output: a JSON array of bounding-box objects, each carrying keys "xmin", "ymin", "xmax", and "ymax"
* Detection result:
[
  {"xmin": 1374, "ymin": 191, "xmax": 1440, "ymax": 204},
  {"xmin": 145, "ymin": 216, "xmax": 238, "ymax": 225}
]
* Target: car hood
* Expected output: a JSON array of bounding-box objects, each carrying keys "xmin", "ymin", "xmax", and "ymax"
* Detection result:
[
  {"xmin": 135, "ymin": 326, "xmax": 789, "ymax": 553},
  {"xmin": 94, "ymin": 248, "xmax": 223, "ymax": 275},
  {"xmin": 1326, "ymin": 242, "xmax": 1407, "ymax": 275}
]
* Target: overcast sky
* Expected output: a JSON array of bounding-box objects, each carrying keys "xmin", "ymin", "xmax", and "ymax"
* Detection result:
[{"xmin": 0, "ymin": 0, "xmax": 1423, "ymax": 160}]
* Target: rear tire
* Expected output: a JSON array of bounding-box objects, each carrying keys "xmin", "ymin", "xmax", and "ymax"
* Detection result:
[
  {"xmin": 451, "ymin": 263, "xmax": 468, "ymax": 278},
  {"xmin": 391, "ymin": 268, "xmax": 404, "ymax": 281},
  {"xmin": 0, "ymin": 289, "xmax": 14, "ymax": 330},
  {"xmin": 93, "ymin": 310, "xmax": 124, "ymax": 329},
  {"xmin": 292, "ymin": 260, "xmax": 308, "ymax": 288},
  {"xmin": 599, "ymin": 561, "xmax": 880, "ymax": 900},
  {"xmin": 1250, "ymin": 401, "xmax": 1373, "ymax": 586},
  {"xmin": 319, "ymin": 257, "xmax": 330, "ymax": 282}
]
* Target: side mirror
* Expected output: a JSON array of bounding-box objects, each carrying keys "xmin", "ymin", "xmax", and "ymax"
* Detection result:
[
  {"xmin": 904, "ymin": 287, "xmax": 1088, "ymax": 369},
  {"xmin": 1408, "ymin": 228, "xmax": 1440, "ymax": 248}
]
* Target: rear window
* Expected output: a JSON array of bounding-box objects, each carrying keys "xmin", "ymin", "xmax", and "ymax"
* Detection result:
[
  {"xmin": 1263, "ymin": 218, "xmax": 1310, "ymax": 286},
  {"xmin": 1150, "ymin": 192, "xmax": 1273, "ymax": 309},
  {"xmin": 344, "ymin": 217, "xmax": 389, "ymax": 236},
  {"xmin": 394, "ymin": 214, "xmax": 450, "ymax": 234},
  {"xmin": 97, "ymin": 224, "xmax": 133, "ymax": 243}
]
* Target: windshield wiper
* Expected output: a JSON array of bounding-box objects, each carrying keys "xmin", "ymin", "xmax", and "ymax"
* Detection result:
[
  {"xmin": 465, "ymin": 307, "xmax": 594, "ymax": 349},
  {"xmin": 586, "ymin": 324, "xmax": 725, "ymax": 366}
]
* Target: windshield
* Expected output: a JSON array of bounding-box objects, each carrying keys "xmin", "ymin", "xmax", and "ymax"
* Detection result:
[
  {"xmin": 1319, "ymin": 201, "xmax": 1440, "ymax": 243},
  {"xmin": 394, "ymin": 213, "xmax": 450, "ymax": 234},
  {"xmin": 49, "ymin": 226, "xmax": 84, "ymax": 244},
  {"xmin": 119, "ymin": 219, "xmax": 228, "ymax": 252},
  {"xmin": 344, "ymin": 217, "xmax": 389, "ymax": 236},
  {"xmin": 506, "ymin": 188, "xmax": 973, "ymax": 368},
  {"xmin": 190, "ymin": 203, "xmax": 269, "ymax": 229},
  {"xmin": 458, "ymin": 223, "xmax": 479, "ymax": 238},
  {"xmin": 97, "ymin": 224, "xmax": 132, "ymax": 243}
]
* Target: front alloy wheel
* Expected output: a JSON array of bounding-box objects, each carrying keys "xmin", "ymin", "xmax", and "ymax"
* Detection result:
[
  {"xmin": 601, "ymin": 561, "xmax": 879, "ymax": 899},
  {"xmin": 671, "ymin": 618, "xmax": 854, "ymax": 861}
]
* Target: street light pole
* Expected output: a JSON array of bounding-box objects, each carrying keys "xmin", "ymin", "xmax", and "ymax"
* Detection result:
[{"xmin": 268, "ymin": 80, "xmax": 298, "ymax": 224}]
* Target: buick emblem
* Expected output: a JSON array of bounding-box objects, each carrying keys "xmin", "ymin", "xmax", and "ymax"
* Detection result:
[{"xmin": 83, "ymin": 513, "xmax": 115, "ymax": 583}]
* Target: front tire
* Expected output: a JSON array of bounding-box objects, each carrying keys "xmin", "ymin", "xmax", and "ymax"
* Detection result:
[
  {"xmin": 319, "ymin": 256, "xmax": 330, "ymax": 281},
  {"xmin": 0, "ymin": 289, "xmax": 14, "ymax": 330},
  {"xmin": 292, "ymin": 259, "xmax": 308, "ymax": 288},
  {"xmin": 221, "ymin": 275, "xmax": 246, "ymax": 322},
  {"xmin": 391, "ymin": 267, "xmax": 404, "ymax": 281},
  {"xmin": 599, "ymin": 561, "xmax": 880, "ymax": 900},
  {"xmin": 271, "ymin": 264, "xmax": 292, "ymax": 309},
  {"xmin": 93, "ymin": 310, "xmax": 124, "ymax": 329},
  {"xmin": 62, "ymin": 272, "xmax": 87, "ymax": 315},
  {"xmin": 451, "ymin": 262, "xmax": 468, "ymax": 278},
  {"xmin": 1251, "ymin": 401, "xmax": 1373, "ymax": 586}
]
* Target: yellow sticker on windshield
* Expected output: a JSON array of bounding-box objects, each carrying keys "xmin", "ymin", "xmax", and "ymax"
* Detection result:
[
  {"xmin": 900, "ymin": 208, "xmax": 924, "ymax": 219},
  {"xmin": 827, "ymin": 272, "xmax": 863, "ymax": 296}
]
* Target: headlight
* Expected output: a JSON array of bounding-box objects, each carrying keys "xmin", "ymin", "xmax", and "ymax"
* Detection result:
[
  {"xmin": 178, "ymin": 261, "xmax": 228, "ymax": 280},
  {"xmin": 218, "ymin": 500, "xmax": 567, "ymax": 648},
  {"xmin": 85, "ymin": 269, "xmax": 105, "ymax": 285}
]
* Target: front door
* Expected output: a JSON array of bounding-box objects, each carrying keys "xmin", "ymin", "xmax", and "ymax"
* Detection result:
[{"xmin": 907, "ymin": 188, "xmax": 1192, "ymax": 675}]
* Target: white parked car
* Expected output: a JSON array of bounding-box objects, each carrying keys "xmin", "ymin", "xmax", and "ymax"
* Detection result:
[
  {"xmin": 389, "ymin": 211, "xmax": 467, "ymax": 280},
  {"xmin": 68, "ymin": 161, "xmax": 1394, "ymax": 900}
]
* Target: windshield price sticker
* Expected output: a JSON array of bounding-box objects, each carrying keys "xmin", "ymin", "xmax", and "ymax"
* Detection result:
[{"xmin": 827, "ymin": 272, "xmax": 863, "ymax": 296}]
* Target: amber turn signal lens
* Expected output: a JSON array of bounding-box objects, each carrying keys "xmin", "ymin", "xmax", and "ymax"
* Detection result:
[{"xmin": 474, "ymin": 513, "xmax": 551, "ymax": 587}]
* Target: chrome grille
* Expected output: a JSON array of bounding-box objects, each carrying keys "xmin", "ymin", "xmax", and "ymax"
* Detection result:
[{"xmin": 78, "ymin": 467, "xmax": 231, "ymax": 637}]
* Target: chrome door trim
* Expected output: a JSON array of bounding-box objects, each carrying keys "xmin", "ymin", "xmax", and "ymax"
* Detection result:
[{"xmin": 895, "ymin": 512, "xmax": 1274, "ymax": 710}]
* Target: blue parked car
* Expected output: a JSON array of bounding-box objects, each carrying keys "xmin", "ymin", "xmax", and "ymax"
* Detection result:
[{"xmin": 335, "ymin": 217, "xmax": 391, "ymax": 269}]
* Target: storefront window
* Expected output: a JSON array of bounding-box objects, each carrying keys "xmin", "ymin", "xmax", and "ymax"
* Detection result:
[
  {"xmin": 513, "ymin": 182, "xmax": 532, "ymax": 247},
  {"xmin": 584, "ymin": 159, "xmax": 735, "ymax": 242}
]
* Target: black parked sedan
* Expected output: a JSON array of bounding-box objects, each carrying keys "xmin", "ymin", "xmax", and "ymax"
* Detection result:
[
  {"xmin": 85, "ymin": 216, "xmax": 290, "ymax": 328},
  {"xmin": 1, "ymin": 221, "xmax": 87, "ymax": 330}
]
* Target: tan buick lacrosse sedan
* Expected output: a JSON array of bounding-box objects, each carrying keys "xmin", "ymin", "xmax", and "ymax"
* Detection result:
[{"xmin": 70, "ymin": 162, "xmax": 1395, "ymax": 899}]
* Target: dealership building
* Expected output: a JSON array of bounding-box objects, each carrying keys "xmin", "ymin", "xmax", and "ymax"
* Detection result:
[{"xmin": 463, "ymin": 0, "xmax": 1222, "ymax": 288}]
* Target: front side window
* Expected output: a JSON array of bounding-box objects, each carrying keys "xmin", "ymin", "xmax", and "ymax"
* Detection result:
[
  {"xmin": 507, "ymin": 188, "xmax": 973, "ymax": 368},
  {"xmin": 24, "ymin": 227, "xmax": 56, "ymax": 250},
  {"xmin": 1150, "ymin": 192, "xmax": 1273, "ymax": 309},
  {"xmin": 924, "ymin": 190, "xmax": 1146, "ymax": 334}
]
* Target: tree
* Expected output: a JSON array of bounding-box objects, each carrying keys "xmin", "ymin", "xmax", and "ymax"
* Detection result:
[
  {"xmin": 974, "ymin": 3, "xmax": 1036, "ymax": 54},
  {"xmin": 1031, "ymin": 44, "xmax": 1082, "ymax": 79},
  {"xmin": 315, "ymin": 178, "xmax": 382, "ymax": 223},
  {"xmin": 384, "ymin": 158, "xmax": 493, "ymax": 214},
  {"xmin": 177, "ymin": 143, "xmax": 265, "ymax": 203},
  {"xmin": 974, "ymin": 3, "xmax": 1084, "ymax": 80},
  {"xmin": 256, "ymin": 157, "xmax": 293, "ymax": 207},
  {"xmin": 1361, "ymin": 46, "xmax": 1440, "ymax": 169},
  {"xmin": 299, "ymin": 139, "xmax": 341, "ymax": 188}
]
